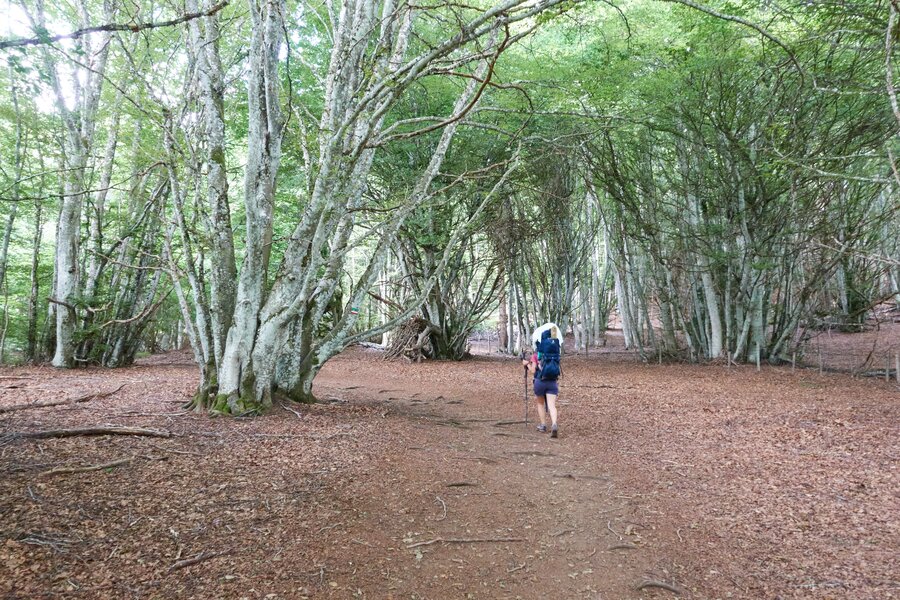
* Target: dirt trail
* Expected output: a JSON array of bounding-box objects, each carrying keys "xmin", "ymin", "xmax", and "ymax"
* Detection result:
[
  {"xmin": 311, "ymin": 354, "xmax": 664, "ymax": 599},
  {"xmin": 1, "ymin": 347, "xmax": 897, "ymax": 599}
]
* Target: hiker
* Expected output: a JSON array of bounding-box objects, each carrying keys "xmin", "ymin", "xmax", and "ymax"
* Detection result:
[{"xmin": 522, "ymin": 324, "xmax": 562, "ymax": 438}]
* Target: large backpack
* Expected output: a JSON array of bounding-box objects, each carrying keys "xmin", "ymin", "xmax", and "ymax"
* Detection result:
[{"xmin": 537, "ymin": 329, "xmax": 561, "ymax": 381}]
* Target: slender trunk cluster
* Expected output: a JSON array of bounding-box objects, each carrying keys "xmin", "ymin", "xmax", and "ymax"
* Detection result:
[{"xmin": 168, "ymin": 0, "xmax": 564, "ymax": 412}]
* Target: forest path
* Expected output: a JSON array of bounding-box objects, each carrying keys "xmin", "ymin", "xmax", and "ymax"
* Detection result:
[
  {"xmin": 309, "ymin": 352, "xmax": 687, "ymax": 599},
  {"xmin": 1, "ymin": 347, "xmax": 896, "ymax": 599}
]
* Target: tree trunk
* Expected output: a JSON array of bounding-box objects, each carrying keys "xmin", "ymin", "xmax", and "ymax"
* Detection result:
[
  {"xmin": 215, "ymin": 0, "xmax": 285, "ymax": 413},
  {"xmin": 31, "ymin": 0, "xmax": 112, "ymax": 368},
  {"xmin": 0, "ymin": 63, "xmax": 22, "ymax": 307},
  {"xmin": 188, "ymin": 0, "xmax": 237, "ymax": 369},
  {"xmin": 498, "ymin": 280, "xmax": 509, "ymax": 352}
]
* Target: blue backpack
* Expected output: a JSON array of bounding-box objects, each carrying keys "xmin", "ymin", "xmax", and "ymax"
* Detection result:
[{"xmin": 537, "ymin": 329, "xmax": 561, "ymax": 381}]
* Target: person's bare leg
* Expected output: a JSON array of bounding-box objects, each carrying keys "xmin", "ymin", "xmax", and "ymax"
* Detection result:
[
  {"xmin": 535, "ymin": 396, "xmax": 547, "ymax": 428},
  {"xmin": 546, "ymin": 393, "xmax": 558, "ymax": 426}
]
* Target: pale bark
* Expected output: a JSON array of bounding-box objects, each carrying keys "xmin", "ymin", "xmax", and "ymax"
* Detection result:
[
  {"xmin": 215, "ymin": 0, "xmax": 286, "ymax": 411},
  {"xmin": 187, "ymin": 0, "xmax": 236, "ymax": 369},
  {"xmin": 0, "ymin": 63, "xmax": 22, "ymax": 301},
  {"xmin": 498, "ymin": 287, "xmax": 509, "ymax": 352},
  {"xmin": 25, "ymin": 0, "xmax": 113, "ymax": 367},
  {"xmin": 165, "ymin": 132, "xmax": 213, "ymax": 367},
  {"xmin": 191, "ymin": 0, "xmax": 566, "ymax": 411}
]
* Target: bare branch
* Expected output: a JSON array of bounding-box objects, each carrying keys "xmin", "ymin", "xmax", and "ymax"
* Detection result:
[{"xmin": 0, "ymin": 1, "xmax": 229, "ymax": 50}]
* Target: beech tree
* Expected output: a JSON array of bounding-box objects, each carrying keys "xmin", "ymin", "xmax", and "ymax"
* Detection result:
[{"xmin": 182, "ymin": 0, "xmax": 571, "ymax": 412}]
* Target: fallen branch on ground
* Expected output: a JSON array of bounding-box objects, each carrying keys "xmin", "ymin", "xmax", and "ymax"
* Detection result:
[
  {"xmin": 452, "ymin": 456, "xmax": 497, "ymax": 464},
  {"xmin": 406, "ymin": 537, "xmax": 523, "ymax": 549},
  {"xmin": 551, "ymin": 528, "xmax": 575, "ymax": 537},
  {"xmin": 280, "ymin": 402, "xmax": 303, "ymax": 419},
  {"xmin": 0, "ymin": 384, "xmax": 126, "ymax": 414},
  {"xmin": 607, "ymin": 520, "xmax": 623, "ymax": 540},
  {"xmin": 608, "ymin": 543, "xmax": 638, "ymax": 550},
  {"xmin": 40, "ymin": 457, "xmax": 133, "ymax": 477},
  {"xmin": 636, "ymin": 579, "xmax": 685, "ymax": 595},
  {"xmin": 493, "ymin": 420, "xmax": 527, "ymax": 426},
  {"xmin": 435, "ymin": 496, "xmax": 447, "ymax": 521},
  {"xmin": 152, "ymin": 445, "xmax": 203, "ymax": 457},
  {"xmin": 167, "ymin": 549, "xmax": 231, "ymax": 572},
  {"xmin": 113, "ymin": 411, "xmax": 186, "ymax": 417},
  {"xmin": 15, "ymin": 426, "xmax": 172, "ymax": 440}
]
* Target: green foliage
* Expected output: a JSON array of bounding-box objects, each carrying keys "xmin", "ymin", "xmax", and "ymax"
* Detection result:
[{"xmin": 0, "ymin": 0, "xmax": 895, "ymax": 367}]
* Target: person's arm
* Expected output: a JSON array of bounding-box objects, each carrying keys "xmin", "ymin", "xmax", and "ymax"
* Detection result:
[{"xmin": 522, "ymin": 352, "xmax": 537, "ymax": 374}]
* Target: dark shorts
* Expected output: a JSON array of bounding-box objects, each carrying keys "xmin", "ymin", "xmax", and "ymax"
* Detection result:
[{"xmin": 533, "ymin": 377, "xmax": 559, "ymax": 397}]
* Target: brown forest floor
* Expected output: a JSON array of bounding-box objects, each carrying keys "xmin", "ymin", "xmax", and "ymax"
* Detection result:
[{"xmin": 0, "ymin": 337, "xmax": 898, "ymax": 599}]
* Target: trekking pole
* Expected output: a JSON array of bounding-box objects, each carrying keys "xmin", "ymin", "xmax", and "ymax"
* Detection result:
[{"xmin": 521, "ymin": 350, "xmax": 528, "ymax": 432}]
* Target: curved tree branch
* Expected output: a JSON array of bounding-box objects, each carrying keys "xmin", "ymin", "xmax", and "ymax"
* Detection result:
[{"xmin": 0, "ymin": 1, "xmax": 229, "ymax": 50}]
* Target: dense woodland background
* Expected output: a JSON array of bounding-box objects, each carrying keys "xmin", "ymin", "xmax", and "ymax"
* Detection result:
[{"xmin": 0, "ymin": 0, "xmax": 897, "ymax": 412}]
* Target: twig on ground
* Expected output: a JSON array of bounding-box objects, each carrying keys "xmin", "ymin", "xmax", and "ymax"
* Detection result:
[
  {"xmin": 15, "ymin": 426, "xmax": 172, "ymax": 440},
  {"xmin": 435, "ymin": 495, "xmax": 448, "ymax": 521},
  {"xmin": 507, "ymin": 563, "xmax": 526, "ymax": 573},
  {"xmin": 551, "ymin": 528, "xmax": 575, "ymax": 537},
  {"xmin": 152, "ymin": 445, "xmax": 203, "ymax": 457},
  {"xmin": 317, "ymin": 522, "xmax": 343, "ymax": 534},
  {"xmin": 452, "ymin": 456, "xmax": 497, "ymax": 464},
  {"xmin": 608, "ymin": 543, "xmax": 638, "ymax": 550},
  {"xmin": 676, "ymin": 528, "xmax": 684, "ymax": 543},
  {"xmin": 607, "ymin": 520, "xmax": 623, "ymax": 540},
  {"xmin": 19, "ymin": 532, "xmax": 74, "ymax": 553},
  {"xmin": 493, "ymin": 420, "xmax": 527, "ymax": 427},
  {"xmin": 636, "ymin": 579, "xmax": 685, "ymax": 595},
  {"xmin": 446, "ymin": 482, "xmax": 478, "ymax": 487},
  {"xmin": 280, "ymin": 402, "xmax": 303, "ymax": 419},
  {"xmin": 40, "ymin": 457, "xmax": 133, "ymax": 477},
  {"xmin": 167, "ymin": 549, "xmax": 231, "ymax": 572},
  {"xmin": 662, "ymin": 459, "xmax": 695, "ymax": 468},
  {"xmin": 0, "ymin": 384, "xmax": 126, "ymax": 414},
  {"xmin": 114, "ymin": 411, "xmax": 186, "ymax": 417},
  {"xmin": 406, "ymin": 537, "xmax": 523, "ymax": 549}
]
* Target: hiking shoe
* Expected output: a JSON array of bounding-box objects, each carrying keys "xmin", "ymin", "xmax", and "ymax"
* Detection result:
[
  {"xmin": 536, "ymin": 424, "xmax": 547, "ymax": 433},
  {"xmin": 550, "ymin": 424, "xmax": 558, "ymax": 439}
]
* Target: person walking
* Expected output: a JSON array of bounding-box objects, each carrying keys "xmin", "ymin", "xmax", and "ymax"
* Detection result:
[{"xmin": 521, "ymin": 324, "xmax": 562, "ymax": 438}]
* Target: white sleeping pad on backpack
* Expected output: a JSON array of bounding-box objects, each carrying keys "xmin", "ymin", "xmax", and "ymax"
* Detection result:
[{"xmin": 531, "ymin": 322, "xmax": 563, "ymax": 348}]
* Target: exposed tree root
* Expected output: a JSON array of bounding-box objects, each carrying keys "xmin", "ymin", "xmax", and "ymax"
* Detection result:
[
  {"xmin": 636, "ymin": 579, "xmax": 685, "ymax": 595},
  {"xmin": 406, "ymin": 537, "xmax": 523, "ymax": 549},
  {"xmin": 608, "ymin": 543, "xmax": 638, "ymax": 550},
  {"xmin": 167, "ymin": 550, "xmax": 231, "ymax": 573}
]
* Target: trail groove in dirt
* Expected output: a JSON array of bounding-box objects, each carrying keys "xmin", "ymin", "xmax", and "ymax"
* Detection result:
[{"xmin": 1, "ymin": 346, "xmax": 897, "ymax": 599}]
